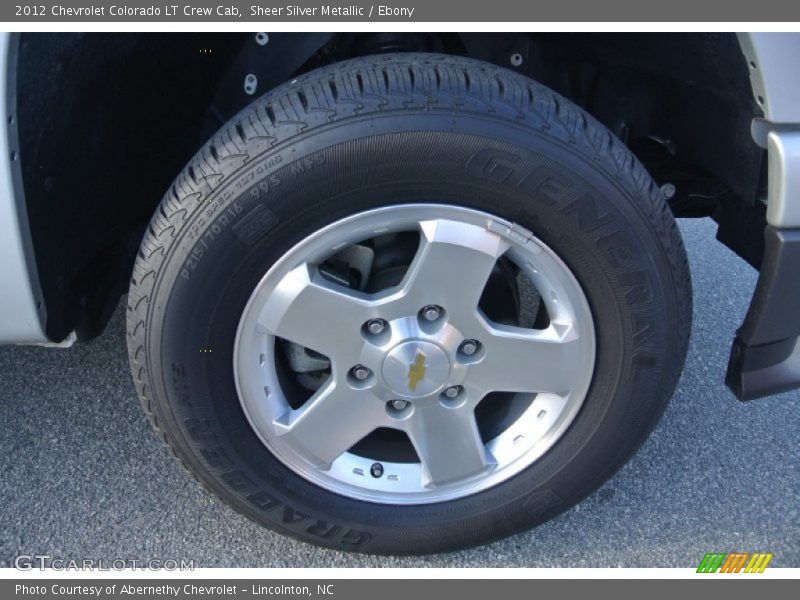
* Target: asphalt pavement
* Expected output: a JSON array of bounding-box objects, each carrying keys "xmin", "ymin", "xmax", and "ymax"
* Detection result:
[{"xmin": 1, "ymin": 217, "xmax": 798, "ymax": 568}]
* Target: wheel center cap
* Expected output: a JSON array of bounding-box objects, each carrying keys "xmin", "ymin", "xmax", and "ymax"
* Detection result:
[{"xmin": 381, "ymin": 340, "xmax": 451, "ymax": 398}]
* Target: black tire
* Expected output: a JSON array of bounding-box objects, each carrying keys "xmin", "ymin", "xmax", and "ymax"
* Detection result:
[{"xmin": 126, "ymin": 53, "xmax": 691, "ymax": 555}]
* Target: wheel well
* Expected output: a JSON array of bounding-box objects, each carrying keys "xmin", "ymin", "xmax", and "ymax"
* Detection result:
[{"xmin": 14, "ymin": 32, "xmax": 764, "ymax": 342}]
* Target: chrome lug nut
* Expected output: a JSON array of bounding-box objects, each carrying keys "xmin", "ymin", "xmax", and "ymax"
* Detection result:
[
  {"xmin": 421, "ymin": 305, "xmax": 442, "ymax": 321},
  {"xmin": 459, "ymin": 339, "xmax": 480, "ymax": 355},
  {"xmin": 443, "ymin": 386, "xmax": 461, "ymax": 399},
  {"xmin": 352, "ymin": 365, "xmax": 371, "ymax": 380},
  {"xmin": 390, "ymin": 399, "xmax": 409, "ymax": 411},
  {"xmin": 365, "ymin": 319, "xmax": 387, "ymax": 335}
]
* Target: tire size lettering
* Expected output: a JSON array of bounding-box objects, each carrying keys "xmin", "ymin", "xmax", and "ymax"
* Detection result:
[
  {"xmin": 222, "ymin": 155, "xmax": 283, "ymax": 203},
  {"xmin": 181, "ymin": 201, "xmax": 244, "ymax": 280},
  {"xmin": 289, "ymin": 152, "xmax": 326, "ymax": 176}
]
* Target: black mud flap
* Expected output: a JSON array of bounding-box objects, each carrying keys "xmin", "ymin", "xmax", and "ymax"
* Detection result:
[{"xmin": 726, "ymin": 226, "xmax": 800, "ymax": 400}]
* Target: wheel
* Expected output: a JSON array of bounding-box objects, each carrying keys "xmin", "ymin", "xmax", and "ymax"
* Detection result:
[{"xmin": 127, "ymin": 53, "xmax": 691, "ymax": 554}]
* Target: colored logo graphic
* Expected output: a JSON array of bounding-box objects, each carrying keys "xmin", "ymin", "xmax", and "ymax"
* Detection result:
[
  {"xmin": 697, "ymin": 552, "xmax": 773, "ymax": 573},
  {"xmin": 407, "ymin": 351, "xmax": 427, "ymax": 391}
]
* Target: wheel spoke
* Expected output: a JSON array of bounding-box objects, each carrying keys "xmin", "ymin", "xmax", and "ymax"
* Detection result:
[
  {"xmin": 256, "ymin": 263, "xmax": 373, "ymax": 361},
  {"xmin": 469, "ymin": 321, "xmax": 584, "ymax": 396},
  {"xmin": 272, "ymin": 380, "xmax": 384, "ymax": 469},
  {"xmin": 405, "ymin": 404, "xmax": 495, "ymax": 487},
  {"xmin": 391, "ymin": 219, "xmax": 509, "ymax": 322}
]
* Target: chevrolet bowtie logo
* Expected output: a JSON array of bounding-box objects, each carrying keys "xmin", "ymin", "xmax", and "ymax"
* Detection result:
[{"xmin": 407, "ymin": 350, "xmax": 427, "ymax": 391}]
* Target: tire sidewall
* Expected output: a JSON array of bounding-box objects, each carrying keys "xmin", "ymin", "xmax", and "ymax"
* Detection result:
[{"xmin": 145, "ymin": 111, "xmax": 682, "ymax": 554}]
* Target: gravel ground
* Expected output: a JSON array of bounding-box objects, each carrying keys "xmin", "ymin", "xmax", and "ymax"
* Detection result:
[{"xmin": 0, "ymin": 217, "xmax": 797, "ymax": 568}]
